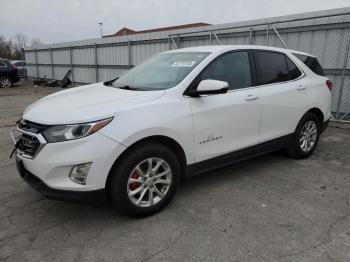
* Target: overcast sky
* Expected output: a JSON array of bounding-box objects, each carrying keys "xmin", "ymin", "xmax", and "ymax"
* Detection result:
[{"xmin": 1, "ymin": 0, "xmax": 349, "ymax": 44}]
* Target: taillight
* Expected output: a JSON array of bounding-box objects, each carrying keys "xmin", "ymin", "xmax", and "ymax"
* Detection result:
[{"xmin": 326, "ymin": 80, "xmax": 333, "ymax": 91}]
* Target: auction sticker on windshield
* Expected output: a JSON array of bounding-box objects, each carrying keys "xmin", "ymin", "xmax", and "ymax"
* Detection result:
[{"xmin": 171, "ymin": 61, "xmax": 196, "ymax": 67}]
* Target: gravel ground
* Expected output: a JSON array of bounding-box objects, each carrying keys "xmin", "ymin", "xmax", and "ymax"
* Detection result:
[{"xmin": 0, "ymin": 80, "xmax": 350, "ymax": 262}]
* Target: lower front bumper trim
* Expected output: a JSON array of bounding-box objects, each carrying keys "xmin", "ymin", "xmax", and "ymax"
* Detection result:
[{"xmin": 16, "ymin": 156, "xmax": 106, "ymax": 205}]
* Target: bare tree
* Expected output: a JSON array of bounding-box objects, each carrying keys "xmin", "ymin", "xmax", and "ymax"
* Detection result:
[
  {"xmin": 0, "ymin": 35, "xmax": 16, "ymax": 59},
  {"xmin": 0, "ymin": 35, "xmax": 44, "ymax": 60},
  {"xmin": 31, "ymin": 38, "xmax": 43, "ymax": 47},
  {"xmin": 15, "ymin": 33, "xmax": 27, "ymax": 50}
]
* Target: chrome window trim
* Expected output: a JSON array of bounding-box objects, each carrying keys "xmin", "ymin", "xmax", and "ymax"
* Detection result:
[
  {"xmin": 244, "ymin": 73, "xmax": 306, "ymax": 90},
  {"xmin": 183, "ymin": 48, "xmax": 307, "ymax": 97},
  {"xmin": 185, "ymin": 73, "xmax": 306, "ymax": 96}
]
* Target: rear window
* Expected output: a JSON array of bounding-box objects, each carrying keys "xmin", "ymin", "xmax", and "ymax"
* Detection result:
[{"xmin": 293, "ymin": 54, "xmax": 325, "ymax": 76}]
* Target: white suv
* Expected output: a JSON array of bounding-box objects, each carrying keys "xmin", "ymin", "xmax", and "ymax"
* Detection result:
[{"xmin": 13, "ymin": 45, "xmax": 331, "ymax": 217}]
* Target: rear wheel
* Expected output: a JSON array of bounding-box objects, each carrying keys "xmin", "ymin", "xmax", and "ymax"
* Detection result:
[
  {"xmin": 109, "ymin": 143, "xmax": 181, "ymax": 217},
  {"xmin": 0, "ymin": 76, "xmax": 12, "ymax": 88},
  {"xmin": 286, "ymin": 112, "xmax": 321, "ymax": 159}
]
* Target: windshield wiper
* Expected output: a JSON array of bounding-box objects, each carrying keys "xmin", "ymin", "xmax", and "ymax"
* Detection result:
[
  {"xmin": 116, "ymin": 85, "xmax": 137, "ymax": 90},
  {"xmin": 103, "ymin": 77, "xmax": 119, "ymax": 86}
]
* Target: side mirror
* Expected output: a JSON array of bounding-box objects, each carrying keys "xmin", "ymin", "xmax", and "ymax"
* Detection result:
[{"xmin": 188, "ymin": 79, "xmax": 228, "ymax": 97}]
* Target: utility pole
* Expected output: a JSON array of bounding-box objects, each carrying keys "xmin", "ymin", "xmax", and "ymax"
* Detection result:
[{"xmin": 99, "ymin": 22, "xmax": 103, "ymax": 38}]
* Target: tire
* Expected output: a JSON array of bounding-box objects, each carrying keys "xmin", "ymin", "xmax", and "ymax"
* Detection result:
[
  {"xmin": 109, "ymin": 142, "xmax": 181, "ymax": 218},
  {"xmin": 285, "ymin": 112, "xmax": 321, "ymax": 159},
  {"xmin": 0, "ymin": 76, "xmax": 12, "ymax": 88}
]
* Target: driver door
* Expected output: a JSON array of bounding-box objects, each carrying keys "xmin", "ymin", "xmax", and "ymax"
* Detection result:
[{"xmin": 189, "ymin": 51, "xmax": 261, "ymax": 162}]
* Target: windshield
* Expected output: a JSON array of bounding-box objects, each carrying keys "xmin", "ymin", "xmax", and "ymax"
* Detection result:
[{"xmin": 113, "ymin": 52, "xmax": 210, "ymax": 90}]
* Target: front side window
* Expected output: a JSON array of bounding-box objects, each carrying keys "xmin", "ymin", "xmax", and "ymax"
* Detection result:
[
  {"xmin": 113, "ymin": 52, "xmax": 209, "ymax": 90},
  {"xmin": 199, "ymin": 51, "xmax": 252, "ymax": 90},
  {"xmin": 255, "ymin": 51, "xmax": 289, "ymax": 85}
]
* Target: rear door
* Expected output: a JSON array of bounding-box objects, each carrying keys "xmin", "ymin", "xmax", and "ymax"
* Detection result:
[
  {"xmin": 254, "ymin": 50, "xmax": 308, "ymax": 142},
  {"xmin": 0, "ymin": 61, "xmax": 7, "ymax": 77},
  {"xmin": 189, "ymin": 51, "xmax": 262, "ymax": 162}
]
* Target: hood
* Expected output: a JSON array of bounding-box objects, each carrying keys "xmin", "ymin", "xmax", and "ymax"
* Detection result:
[{"xmin": 23, "ymin": 82, "xmax": 165, "ymax": 125}]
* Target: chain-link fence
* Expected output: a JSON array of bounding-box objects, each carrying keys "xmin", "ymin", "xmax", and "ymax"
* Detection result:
[
  {"xmin": 24, "ymin": 8, "xmax": 350, "ymax": 122},
  {"xmin": 168, "ymin": 12, "xmax": 350, "ymax": 122}
]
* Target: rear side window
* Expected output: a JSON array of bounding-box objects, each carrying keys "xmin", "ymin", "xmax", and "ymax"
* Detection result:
[
  {"xmin": 293, "ymin": 54, "xmax": 325, "ymax": 76},
  {"xmin": 254, "ymin": 51, "xmax": 289, "ymax": 85},
  {"xmin": 15, "ymin": 62, "xmax": 24, "ymax": 67}
]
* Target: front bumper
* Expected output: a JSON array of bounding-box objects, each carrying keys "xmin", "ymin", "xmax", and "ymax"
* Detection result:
[
  {"xmin": 16, "ymin": 156, "xmax": 105, "ymax": 204},
  {"xmin": 15, "ymin": 130, "xmax": 126, "ymax": 203}
]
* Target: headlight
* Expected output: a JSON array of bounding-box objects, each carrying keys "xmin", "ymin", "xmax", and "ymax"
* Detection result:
[{"xmin": 42, "ymin": 118, "xmax": 113, "ymax": 143}]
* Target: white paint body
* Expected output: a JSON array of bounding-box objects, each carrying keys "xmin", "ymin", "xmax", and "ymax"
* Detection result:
[{"xmin": 18, "ymin": 45, "xmax": 331, "ymax": 191}]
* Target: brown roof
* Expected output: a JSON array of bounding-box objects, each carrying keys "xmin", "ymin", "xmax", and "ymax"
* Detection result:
[{"xmin": 104, "ymin": 22, "xmax": 210, "ymax": 37}]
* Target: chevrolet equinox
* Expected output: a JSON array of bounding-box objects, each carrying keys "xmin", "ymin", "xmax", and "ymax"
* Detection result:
[{"xmin": 12, "ymin": 45, "xmax": 331, "ymax": 217}]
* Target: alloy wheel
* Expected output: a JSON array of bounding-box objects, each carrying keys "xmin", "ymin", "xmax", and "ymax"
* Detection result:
[
  {"xmin": 299, "ymin": 120, "xmax": 317, "ymax": 152},
  {"xmin": 127, "ymin": 157, "xmax": 172, "ymax": 207},
  {"xmin": 0, "ymin": 77, "xmax": 11, "ymax": 88}
]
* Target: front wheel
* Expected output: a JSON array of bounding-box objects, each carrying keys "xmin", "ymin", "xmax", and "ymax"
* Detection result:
[
  {"xmin": 286, "ymin": 112, "xmax": 321, "ymax": 159},
  {"xmin": 109, "ymin": 143, "xmax": 181, "ymax": 217}
]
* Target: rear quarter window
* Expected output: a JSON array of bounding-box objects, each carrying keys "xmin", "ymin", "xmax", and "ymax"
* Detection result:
[
  {"xmin": 285, "ymin": 57, "xmax": 302, "ymax": 80},
  {"xmin": 293, "ymin": 54, "xmax": 325, "ymax": 76}
]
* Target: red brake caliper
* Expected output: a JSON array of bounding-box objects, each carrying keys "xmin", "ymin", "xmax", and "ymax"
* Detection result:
[{"xmin": 129, "ymin": 171, "xmax": 140, "ymax": 190}]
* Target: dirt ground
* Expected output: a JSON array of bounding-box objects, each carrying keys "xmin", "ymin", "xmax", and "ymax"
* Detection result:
[{"xmin": 0, "ymin": 80, "xmax": 349, "ymax": 262}]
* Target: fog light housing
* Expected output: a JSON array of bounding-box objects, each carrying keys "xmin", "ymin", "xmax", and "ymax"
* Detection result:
[{"xmin": 69, "ymin": 163, "xmax": 92, "ymax": 185}]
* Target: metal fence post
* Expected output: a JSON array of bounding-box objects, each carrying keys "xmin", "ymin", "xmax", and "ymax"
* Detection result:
[
  {"xmin": 128, "ymin": 40, "xmax": 132, "ymax": 69},
  {"xmin": 34, "ymin": 49, "xmax": 39, "ymax": 78},
  {"xmin": 336, "ymin": 27, "xmax": 350, "ymax": 119},
  {"xmin": 69, "ymin": 46, "xmax": 74, "ymax": 87},
  {"xmin": 266, "ymin": 24, "xmax": 270, "ymax": 46},
  {"xmin": 210, "ymin": 31, "xmax": 212, "ymax": 45},
  {"xmin": 213, "ymin": 32, "xmax": 222, "ymax": 45},
  {"xmin": 21, "ymin": 47, "xmax": 27, "ymax": 79},
  {"xmin": 177, "ymin": 34, "xmax": 180, "ymax": 49},
  {"xmin": 271, "ymin": 25, "xmax": 288, "ymax": 48},
  {"xmin": 249, "ymin": 27, "xmax": 253, "ymax": 45},
  {"xmin": 94, "ymin": 43, "xmax": 98, "ymax": 82},
  {"xmin": 50, "ymin": 48, "xmax": 54, "ymax": 79}
]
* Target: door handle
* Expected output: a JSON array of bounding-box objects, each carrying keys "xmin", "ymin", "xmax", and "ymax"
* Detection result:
[
  {"xmin": 297, "ymin": 84, "xmax": 306, "ymax": 90},
  {"xmin": 245, "ymin": 94, "xmax": 258, "ymax": 101}
]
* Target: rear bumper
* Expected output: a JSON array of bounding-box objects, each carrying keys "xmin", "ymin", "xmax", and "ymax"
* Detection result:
[
  {"xmin": 10, "ymin": 70, "xmax": 20, "ymax": 83},
  {"xmin": 16, "ymin": 156, "xmax": 106, "ymax": 204}
]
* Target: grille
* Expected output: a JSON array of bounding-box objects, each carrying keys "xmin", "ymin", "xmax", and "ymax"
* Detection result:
[
  {"xmin": 17, "ymin": 119, "xmax": 48, "ymax": 157},
  {"xmin": 17, "ymin": 134, "xmax": 41, "ymax": 157}
]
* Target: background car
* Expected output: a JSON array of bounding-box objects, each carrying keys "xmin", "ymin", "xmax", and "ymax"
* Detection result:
[
  {"xmin": 10, "ymin": 60, "xmax": 27, "ymax": 79},
  {"xmin": 0, "ymin": 59, "xmax": 19, "ymax": 88}
]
